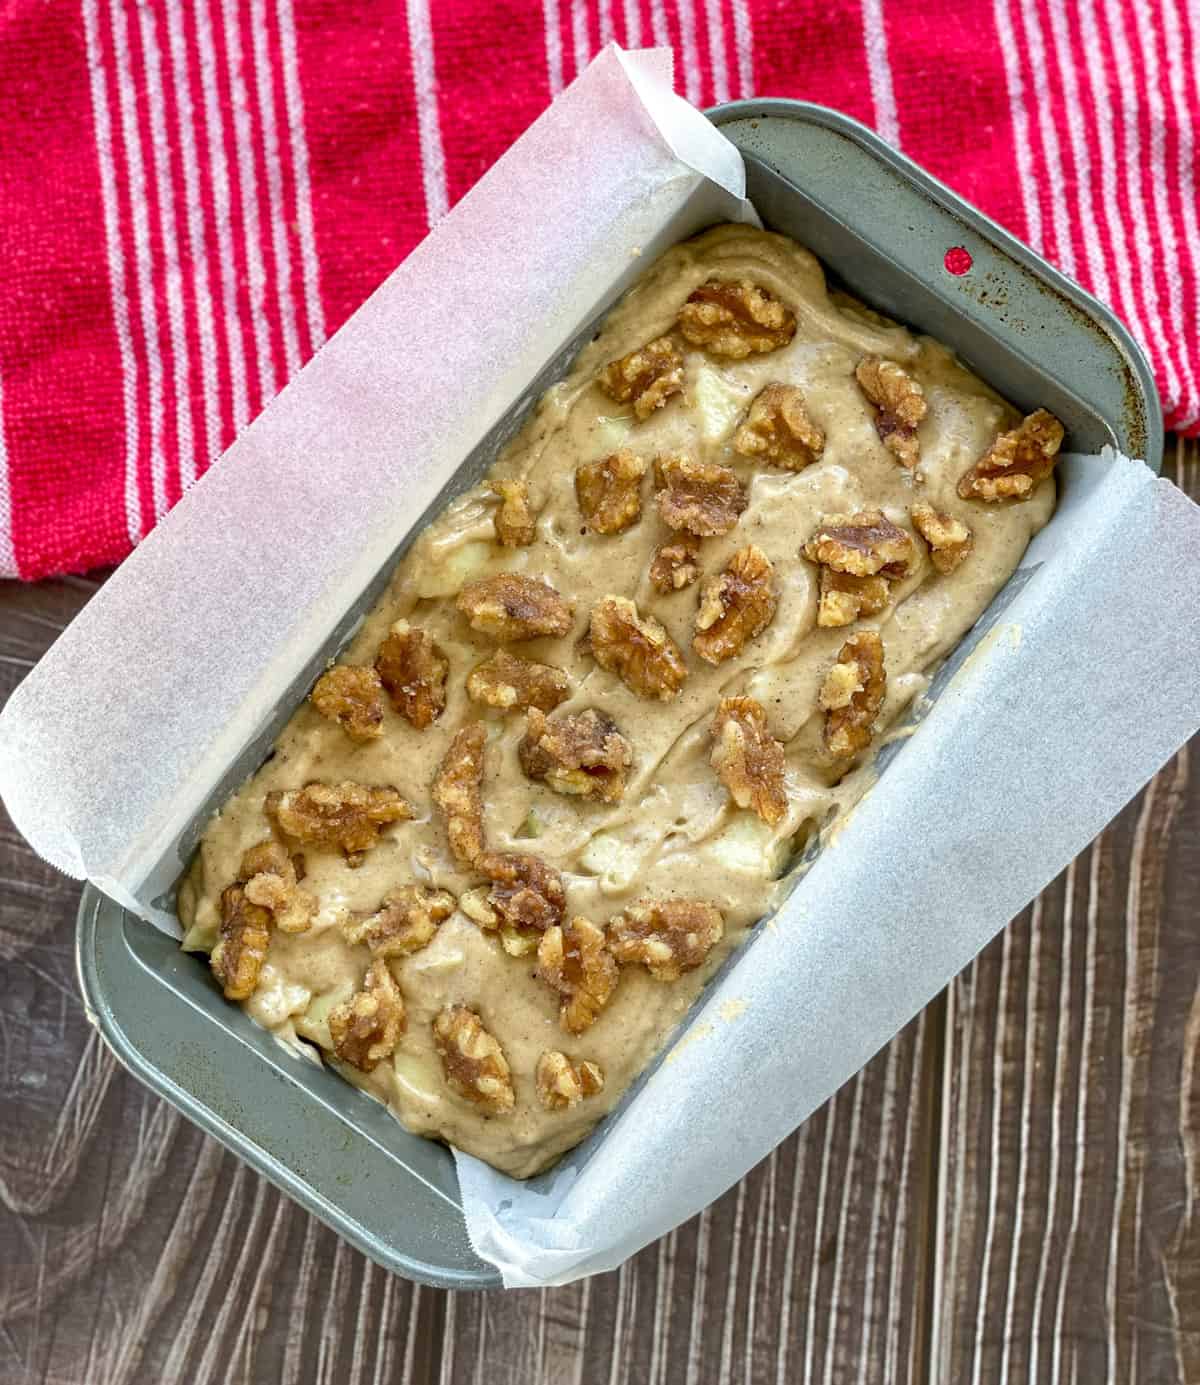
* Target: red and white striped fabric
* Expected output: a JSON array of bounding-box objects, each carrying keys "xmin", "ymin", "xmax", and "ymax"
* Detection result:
[{"xmin": 0, "ymin": 1, "xmax": 1195, "ymax": 580}]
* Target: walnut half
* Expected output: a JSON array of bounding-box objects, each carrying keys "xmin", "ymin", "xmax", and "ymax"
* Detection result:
[
  {"xmin": 734, "ymin": 383, "xmax": 824, "ymax": 470},
  {"xmin": 375, "ymin": 620, "xmax": 448, "ymax": 730},
  {"xmin": 341, "ymin": 884, "xmax": 455, "ymax": 958},
  {"xmin": 678, "ymin": 279, "xmax": 797, "ymax": 358},
  {"xmin": 589, "ymin": 595, "xmax": 689, "ymax": 701},
  {"xmin": 911, "ymin": 502, "xmax": 974, "ymax": 573},
  {"xmin": 856, "ymin": 356, "xmax": 927, "ymax": 468},
  {"xmin": 608, "ymin": 900, "xmax": 724, "ymax": 982},
  {"xmin": 957, "ymin": 409, "xmax": 1064, "ymax": 501},
  {"xmin": 478, "ymin": 851, "xmax": 566, "ymax": 943},
  {"xmin": 536, "ymin": 1051, "xmax": 605, "ymax": 1111},
  {"xmin": 576, "ymin": 449, "xmax": 645, "ymax": 535},
  {"xmin": 466, "ymin": 650, "xmax": 570, "ymax": 713},
  {"xmin": 803, "ymin": 511, "xmax": 915, "ymax": 577},
  {"xmin": 266, "ymin": 782, "xmax": 413, "ymax": 863},
  {"xmin": 519, "ymin": 707, "xmax": 633, "ymax": 803},
  {"xmin": 815, "ymin": 569, "xmax": 891, "ymax": 629},
  {"xmin": 693, "ymin": 545, "xmax": 777, "ymax": 666},
  {"xmin": 432, "ymin": 723, "xmax": 487, "ymax": 866},
  {"xmin": 491, "ymin": 479, "xmax": 537, "ymax": 547},
  {"xmin": 329, "ymin": 959, "xmax": 406, "ymax": 1072},
  {"xmin": 820, "ymin": 630, "xmax": 886, "ymax": 760},
  {"xmin": 433, "ymin": 1005, "xmax": 515, "ymax": 1114},
  {"xmin": 537, "ymin": 917, "xmax": 619, "ymax": 1034},
  {"xmin": 212, "ymin": 884, "xmax": 272, "ymax": 1000},
  {"xmin": 310, "ymin": 665, "xmax": 385, "ymax": 742},
  {"xmin": 598, "ymin": 336, "xmax": 683, "ymax": 420},
  {"xmin": 655, "ymin": 453, "xmax": 746, "ymax": 538},
  {"xmin": 238, "ymin": 840, "xmax": 316, "ymax": 935},
  {"xmin": 456, "ymin": 574, "xmax": 573, "ymax": 642},
  {"xmin": 710, "ymin": 697, "xmax": 788, "ymax": 826},
  {"xmin": 649, "ymin": 537, "xmax": 701, "ymax": 593}
]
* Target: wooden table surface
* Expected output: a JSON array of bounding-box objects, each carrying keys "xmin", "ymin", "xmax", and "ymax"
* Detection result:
[{"xmin": 2, "ymin": 440, "xmax": 1196, "ymax": 1385}]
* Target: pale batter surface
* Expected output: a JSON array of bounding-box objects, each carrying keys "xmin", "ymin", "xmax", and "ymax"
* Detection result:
[{"xmin": 177, "ymin": 224, "xmax": 1055, "ymax": 1178}]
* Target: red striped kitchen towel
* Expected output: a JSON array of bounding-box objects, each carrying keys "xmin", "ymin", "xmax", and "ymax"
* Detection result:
[{"xmin": 0, "ymin": 1, "xmax": 1195, "ymax": 580}]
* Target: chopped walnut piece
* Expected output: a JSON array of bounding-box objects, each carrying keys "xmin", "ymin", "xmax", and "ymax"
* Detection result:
[
  {"xmin": 456, "ymin": 573, "xmax": 573, "ymax": 641},
  {"xmin": 535, "ymin": 1051, "xmax": 605, "ymax": 1110},
  {"xmin": 310, "ymin": 665, "xmax": 385, "ymax": 742},
  {"xmin": 820, "ymin": 631, "xmax": 886, "ymax": 759},
  {"xmin": 655, "ymin": 453, "xmax": 746, "ymax": 537},
  {"xmin": 341, "ymin": 884, "xmax": 455, "ymax": 958},
  {"xmin": 693, "ymin": 545, "xmax": 777, "ymax": 666},
  {"xmin": 211, "ymin": 884, "xmax": 272, "ymax": 1000},
  {"xmin": 575, "ymin": 449, "xmax": 646, "ymax": 534},
  {"xmin": 911, "ymin": 502, "xmax": 974, "ymax": 573},
  {"xmin": 598, "ymin": 335, "xmax": 684, "ymax": 420},
  {"xmin": 649, "ymin": 536, "xmax": 701, "ymax": 593},
  {"xmin": 266, "ymin": 782, "xmax": 413, "ymax": 862},
  {"xmin": 518, "ymin": 707, "xmax": 633, "ymax": 803},
  {"xmin": 478, "ymin": 852, "xmax": 566, "ymax": 946},
  {"xmin": 608, "ymin": 900, "xmax": 724, "ymax": 982},
  {"xmin": 329, "ymin": 959, "xmax": 406, "ymax": 1072},
  {"xmin": 678, "ymin": 279, "xmax": 797, "ymax": 358},
  {"xmin": 433, "ymin": 1005, "xmax": 515, "ymax": 1114},
  {"xmin": 238, "ymin": 840, "xmax": 317, "ymax": 935},
  {"xmin": 733, "ymin": 383, "xmax": 824, "ymax": 471},
  {"xmin": 589, "ymin": 595, "xmax": 688, "ymax": 700},
  {"xmin": 536, "ymin": 917, "xmax": 619, "ymax": 1035},
  {"xmin": 816, "ymin": 568, "xmax": 891, "ymax": 628},
  {"xmin": 432, "ymin": 723, "xmax": 487, "ymax": 865},
  {"xmin": 466, "ymin": 650, "xmax": 570, "ymax": 713},
  {"xmin": 803, "ymin": 510, "xmax": 916, "ymax": 577},
  {"xmin": 491, "ymin": 478, "xmax": 537, "ymax": 547},
  {"xmin": 856, "ymin": 356, "xmax": 927, "ymax": 468},
  {"xmin": 710, "ymin": 697, "xmax": 788, "ymax": 826},
  {"xmin": 460, "ymin": 886, "xmax": 533, "ymax": 957},
  {"xmin": 957, "ymin": 409, "xmax": 1065, "ymax": 501},
  {"xmin": 375, "ymin": 620, "xmax": 449, "ymax": 729}
]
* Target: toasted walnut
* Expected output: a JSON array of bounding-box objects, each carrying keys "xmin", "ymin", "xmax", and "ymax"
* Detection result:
[
  {"xmin": 433, "ymin": 1005, "xmax": 515, "ymax": 1114},
  {"xmin": 460, "ymin": 885, "xmax": 534, "ymax": 958},
  {"xmin": 710, "ymin": 697, "xmax": 788, "ymax": 826},
  {"xmin": 466, "ymin": 650, "xmax": 570, "ymax": 713},
  {"xmin": 693, "ymin": 545, "xmax": 777, "ymax": 665},
  {"xmin": 589, "ymin": 595, "xmax": 688, "ymax": 700},
  {"xmin": 519, "ymin": 707, "xmax": 632, "ymax": 803},
  {"xmin": 803, "ymin": 510, "xmax": 915, "ymax": 577},
  {"xmin": 655, "ymin": 453, "xmax": 746, "ymax": 537},
  {"xmin": 535, "ymin": 1051, "xmax": 605, "ymax": 1110},
  {"xmin": 958, "ymin": 409, "xmax": 1065, "ymax": 501},
  {"xmin": 238, "ymin": 841, "xmax": 316, "ymax": 935},
  {"xmin": 734, "ymin": 383, "xmax": 824, "ymax": 470},
  {"xmin": 678, "ymin": 279, "xmax": 797, "ymax": 358},
  {"xmin": 266, "ymin": 782, "xmax": 413, "ymax": 862},
  {"xmin": 856, "ymin": 356, "xmax": 927, "ymax": 467},
  {"xmin": 211, "ymin": 885, "xmax": 272, "ymax": 1000},
  {"xmin": 598, "ymin": 335, "xmax": 684, "ymax": 420},
  {"xmin": 456, "ymin": 573, "xmax": 573, "ymax": 642},
  {"xmin": 537, "ymin": 917, "xmax": 619, "ymax": 1035},
  {"xmin": 432, "ymin": 723, "xmax": 487, "ymax": 865},
  {"xmin": 608, "ymin": 900, "xmax": 724, "ymax": 982},
  {"xmin": 816, "ymin": 568, "xmax": 891, "ymax": 628},
  {"xmin": 478, "ymin": 852, "xmax": 566, "ymax": 944},
  {"xmin": 911, "ymin": 502, "xmax": 974, "ymax": 573},
  {"xmin": 341, "ymin": 884, "xmax": 455, "ymax": 958},
  {"xmin": 649, "ymin": 536, "xmax": 701, "ymax": 593},
  {"xmin": 310, "ymin": 665, "xmax": 385, "ymax": 743},
  {"xmin": 491, "ymin": 478, "xmax": 537, "ymax": 547},
  {"xmin": 329, "ymin": 959, "xmax": 406, "ymax": 1072},
  {"xmin": 820, "ymin": 631, "xmax": 886, "ymax": 759},
  {"xmin": 575, "ymin": 449, "xmax": 646, "ymax": 534},
  {"xmin": 375, "ymin": 621, "xmax": 449, "ymax": 730}
]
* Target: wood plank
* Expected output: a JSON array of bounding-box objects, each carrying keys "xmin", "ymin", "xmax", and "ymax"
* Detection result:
[
  {"xmin": 933, "ymin": 436, "xmax": 1200, "ymax": 1385},
  {"xmin": 435, "ymin": 1010, "xmax": 935, "ymax": 1385}
]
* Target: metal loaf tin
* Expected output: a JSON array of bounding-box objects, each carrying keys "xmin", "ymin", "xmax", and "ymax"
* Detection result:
[{"xmin": 75, "ymin": 102, "xmax": 1162, "ymax": 1292}]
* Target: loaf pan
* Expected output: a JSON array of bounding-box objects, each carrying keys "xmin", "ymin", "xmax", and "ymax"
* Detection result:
[{"xmin": 75, "ymin": 99, "xmax": 1162, "ymax": 1292}]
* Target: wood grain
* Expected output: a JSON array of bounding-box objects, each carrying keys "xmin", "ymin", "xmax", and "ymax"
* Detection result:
[{"xmin": 0, "ymin": 439, "xmax": 1196, "ymax": 1384}]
